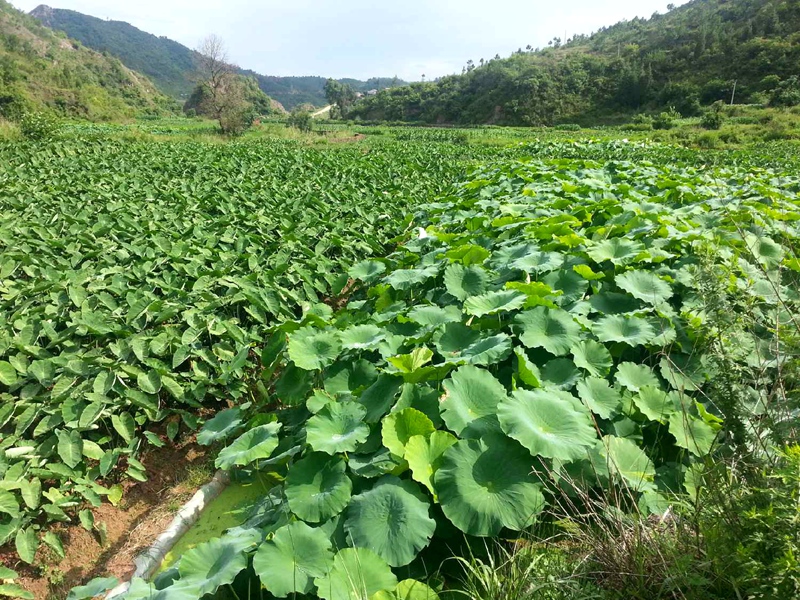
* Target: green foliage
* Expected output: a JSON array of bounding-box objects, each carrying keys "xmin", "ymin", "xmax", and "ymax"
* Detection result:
[
  {"xmin": 652, "ymin": 108, "xmax": 681, "ymax": 130},
  {"xmin": 770, "ymin": 75, "xmax": 800, "ymax": 107},
  {"xmin": 18, "ymin": 112, "xmax": 60, "ymax": 140},
  {"xmin": 287, "ymin": 108, "xmax": 313, "ymax": 133},
  {"xmin": 700, "ymin": 109, "xmax": 724, "ymax": 130}
]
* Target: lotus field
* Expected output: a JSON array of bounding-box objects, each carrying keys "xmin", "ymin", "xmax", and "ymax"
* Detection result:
[{"xmin": 1, "ymin": 136, "xmax": 799, "ymax": 599}]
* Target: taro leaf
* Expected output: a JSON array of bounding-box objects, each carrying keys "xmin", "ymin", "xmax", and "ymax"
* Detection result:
[
  {"xmin": 253, "ymin": 521, "xmax": 334, "ymax": 597},
  {"xmin": 286, "ymin": 453, "xmax": 352, "ymax": 523},
  {"xmin": 443, "ymin": 264, "xmax": 488, "ymax": 301},
  {"xmin": 349, "ymin": 260, "xmax": 386, "ymax": 282},
  {"xmin": 215, "ymin": 423, "xmax": 282, "ymax": 470},
  {"xmin": 137, "ymin": 370, "xmax": 162, "ymax": 395},
  {"xmin": 615, "ymin": 270, "xmax": 673, "ymax": 305},
  {"xmin": 306, "ymin": 402, "xmax": 369, "ymax": 455},
  {"xmin": 314, "ymin": 547, "xmax": 397, "ymax": 600},
  {"xmin": 576, "ymin": 377, "xmax": 623, "ymax": 419},
  {"xmin": 516, "ymin": 307, "xmax": 582, "ymax": 357},
  {"xmin": 345, "ymin": 476, "xmax": 436, "ymax": 567},
  {"xmin": 65, "ymin": 577, "xmax": 119, "ymax": 600},
  {"xmin": 407, "ymin": 305, "xmax": 462, "ymax": 328},
  {"xmin": 289, "ymin": 328, "xmax": 342, "ymax": 371},
  {"xmin": 0, "ymin": 567, "xmax": 17, "ymax": 579},
  {"xmin": 111, "ymin": 412, "xmax": 135, "ymax": 443},
  {"xmin": 601, "ymin": 436, "xmax": 656, "ymax": 492},
  {"xmin": 570, "ymin": 340, "xmax": 612, "ymax": 378},
  {"xmin": 381, "ymin": 408, "xmax": 435, "ymax": 459},
  {"xmin": 615, "ymin": 363, "xmax": 660, "ymax": 392},
  {"xmin": 197, "ymin": 408, "xmax": 244, "ymax": 446},
  {"xmin": 464, "ymin": 290, "xmax": 526, "ymax": 317},
  {"xmin": 498, "ymin": 389, "xmax": 596, "ymax": 461},
  {"xmin": 587, "ymin": 238, "xmax": 645, "ymax": 266},
  {"xmin": 434, "ymin": 435, "xmax": 545, "ymax": 537},
  {"xmin": 405, "ymin": 431, "xmax": 458, "ymax": 495},
  {"xmin": 0, "ymin": 490, "xmax": 19, "ymax": 518},
  {"xmin": 57, "ymin": 429, "xmax": 83, "ymax": 469},
  {"xmin": 15, "ymin": 527, "xmax": 37, "ymax": 564},
  {"xmin": 43, "ymin": 531, "xmax": 64, "ymax": 559},
  {"xmin": 340, "ymin": 325, "xmax": 386, "ymax": 351},
  {"xmin": 0, "ymin": 361, "xmax": 18, "ymax": 386},
  {"xmin": 634, "ymin": 386, "xmax": 676, "ymax": 423},
  {"xmin": 178, "ymin": 537, "xmax": 249, "ymax": 596},
  {"xmin": 440, "ymin": 366, "xmax": 505, "ymax": 438},
  {"xmin": 0, "ymin": 584, "xmax": 33, "ymax": 600},
  {"xmin": 435, "ymin": 324, "xmax": 512, "ymax": 366},
  {"xmin": 593, "ymin": 315, "xmax": 655, "ymax": 346},
  {"xmin": 668, "ymin": 413, "xmax": 717, "ymax": 457}
]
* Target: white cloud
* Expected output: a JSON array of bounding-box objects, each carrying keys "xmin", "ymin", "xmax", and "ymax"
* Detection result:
[{"xmin": 10, "ymin": 0, "xmax": 690, "ymax": 80}]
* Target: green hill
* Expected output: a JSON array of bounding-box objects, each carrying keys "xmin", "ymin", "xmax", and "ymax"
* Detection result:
[
  {"xmin": 0, "ymin": 0, "xmax": 176, "ymax": 120},
  {"xmin": 30, "ymin": 5, "xmax": 407, "ymax": 109},
  {"xmin": 351, "ymin": 0, "xmax": 800, "ymax": 125}
]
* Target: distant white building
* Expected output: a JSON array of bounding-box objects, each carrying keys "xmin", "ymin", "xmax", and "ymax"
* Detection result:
[{"xmin": 367, "ymin": 89, "xmax": 378, "ymax": 96}]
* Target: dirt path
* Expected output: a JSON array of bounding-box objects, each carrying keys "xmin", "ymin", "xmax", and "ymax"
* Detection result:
[
  {"xmin": 312, "ymin": 105, "xmax": 332, "ymax": 118},
  {"xmin": 2, "ymin": 437, "xmax": 213, "ymax": 600}
]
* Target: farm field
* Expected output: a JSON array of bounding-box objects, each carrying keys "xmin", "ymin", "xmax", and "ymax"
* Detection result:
[{"xmin": 1, "ymin": 126, "xmax": 799, "ymax": 600}]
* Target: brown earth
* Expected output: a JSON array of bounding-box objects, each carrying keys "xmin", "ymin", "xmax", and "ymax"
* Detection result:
[{"xmin": 2, "ymin": 436, "xmax": 213, "ymax": 600}]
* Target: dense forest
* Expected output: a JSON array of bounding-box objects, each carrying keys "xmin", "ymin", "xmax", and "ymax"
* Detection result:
[
  {"xmin": 350, "ymin": 0, "xmax": 800, "ymax": 125},
  {"xmin": 0, "ymin": 1, "xmax": 176, "ymax": 120},
  {"xmin": 29, "ymin": 6, "xmax": 407, "ymax": 109}
]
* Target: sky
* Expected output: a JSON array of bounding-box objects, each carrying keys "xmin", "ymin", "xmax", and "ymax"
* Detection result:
[{"xmin": 11, "ymin": 0, "xmax": 690, "ymax": 81}]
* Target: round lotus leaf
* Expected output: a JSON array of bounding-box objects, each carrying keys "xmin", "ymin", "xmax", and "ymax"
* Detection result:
[
  {"xmin": 197, "ymin": 407, "xmax": 244, "ymax": 446},
  {"xmin": 570, "ymin": 340, "xmax": 612, "ymax": 378},
  {"xmin": 434, "ymin": 435, "xmax": 545, "ymax": 537},
  {"xmin": 381, "ymin": 408, "xmax": 435, "ymax": 459},
  {"xmin": 512, "ymin": 250, "xmax": 564, "ymax": 274},
  {"xmin": 405, "ymin": 430, "xmax": 457, "ymax": 495},
  {"xmin": 593, "ymin": 314, "xmax": 655, "ymax": 346},
  {"xmin": 615, "ymin": 362, "xmax": 660, "ymax": 392},
  {"xmin": 634, "ymin": 386, "xmax": 677, "ymax": 423},
  {"xmin": 540, "ymin": 358, "xmax": 580, "ymax": 390},
  {"xmin": 215, "ymin": 422, "xmax": 282, "ymax": 470},
  {"xmin": 542, "ymin": 269, "xmax": 590, "ymax": 305},
  {"xmin": 464, "ymin": 290, "xmax": 527, "ymax": 317},
  {"xmin": 435, "ymin": 323, "xmax": 512, "ymax": 366},
  {"xmin": 407, "ymin": 305, "xmax": 462, "ymax": 328},
  {"xmin": 177, "ymin": 537, "xmax": 249, "ymax": 596},
  {"xmin": 253, "ymin": 521, "xmax": 334, "ymax": 597},
  {"xmin": 314, "ymin": 547, "xmax": 398, "ymax": 600},
  {"xmin": 668, "ymin": 412, "xmax": 717, "ymax": 457},
  {"xmin": 288, "ymin": 327, "xmax": 342, "ymax": 371},
  {"xmin": 576, "ymin": 377, "xmax": 623, "ymax": 419},
  {"xmin": 615, "ymin": 270, "xmax": 673, "ymax": 305},
  {"xmin": 498, "ymin": 389, "xmax": 596, "ymax": 461},
  {"xmin": 306, "ymin": 402, "xmax": 369, "ymax": 454},
  {"xmin": 286, "ymin": 453, "xmax": 352, "ymax": 523},
  {"xmin": 339, "ymin": 325, "xmax": 387, "ymax": 351},
  {"xmin": 349, "ymin": 260, "xmax": 386, "ymax": 282},
  {"xmin": 586, "ymin": 238, "xmax": 645, "ymax": 266},
  {"xmin": 515, "ymin": 306, "xmax": 582, "ymax": 356},
  {"xmin": 600, "ymin": 435, "xmax": 656, "ymax": 492},
  {"xmin": 372, "ymin": 579, "xmax": 442, "ymax": 600},
  {"xmin": 443, "ymin": 263, "xmax": 488, "ymax": 301},
  {"xmin": 344, "ymin": 476, "xmax": 436, "ymax": 567},
  {"xmin": 440, "ymin": 365, "xmax": 505, "ymax": 438}
]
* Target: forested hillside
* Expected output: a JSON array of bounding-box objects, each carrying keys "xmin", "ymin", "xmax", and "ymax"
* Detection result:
[
  {"xmin": 351, "ymin": 0, "xmax": 800, "ymax": 125},
  {"xmin": 30, "ymin": 5, "xmax": 407, "ymax": 108},
  {"xmin": 0, "ymin": 0, "xmax": 176, "ymax": 120}
]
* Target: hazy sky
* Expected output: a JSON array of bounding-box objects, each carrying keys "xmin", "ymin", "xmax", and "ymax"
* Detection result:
[{"xmin": 11, "ymin": 0, "xmax": 689, "ymax": 80}]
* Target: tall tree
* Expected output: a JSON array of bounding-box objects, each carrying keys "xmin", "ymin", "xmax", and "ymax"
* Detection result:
[{"xmin": 324, "ymin": 78, "xmax": 357, "ymax": 119}]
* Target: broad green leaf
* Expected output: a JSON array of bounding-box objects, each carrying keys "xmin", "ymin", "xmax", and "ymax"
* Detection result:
[
  {"xmin": 178, "ymin": 537, "xmax": 250, "ymax": 597},
  {"xmin": 576, "ymin": 377, "xmax": 623, "ymax": 419},
  {"xmin": 434, "ymin": 436, "xmax": 545, "ymax": 537},
  {"xmin": 440, "ymin": 366, "xmax": 505, "ymax": 438},
  {"xmin": 615, "ymin": 363, "xmax": 660, "ymax": 392},
  {"xmin": 57, "ymin": 429, "xmax": 83, "ymax": 469},
  {"xmin": 601, "ymin": 436, "xmax": 656, "ymax": 492},
  {"xmin": 634, "ymin": 386, "xmax": 676, "ymax": 422},
  {"xmin": 669, "ymin": 412, "xmax": 717, "ymax": 457},
  {"xmin": 340, "ymin": 325, "xmax": 386, "ymax": 350},
  {"xmin": 570, "ymin": 340, "xmax": 612, "ymax": 378},
  {"xmin": 381, "ymin": 409, "xmax": 435, "ymax": 459},
  {"xmin": 286, "ymin": 453, "xmax": 352, "ymax": 523},
  {"xmin": 498, "ymin": 389, "xmax": 596, "ymax": 461},
  {"xmin": 593, "ymin": 315, "xmax": 655, "ymax": 346},
  {"xmin": 615, "ymin": 270, "xmax": 673, "ymax": 304},
  {"xmin": 516, "ymin": 307, "xmax": 582, "ymax": 356},
  {"xmin": 137, "ymin": 370, "xmax": 162, "ymax": 395},
  {"xmin": 405, "ymin": 431, "xmax": 457, "ymax": 495},
  {"xmin": 464, "ymin": 290, "xmax": 526, "ymax": 317},
  {"xmin": 0, "ymin": 362, "xmax": 17, "ymax": 386},
  {"xmin": 0, "ymin": 490, "xmax": 20, "ymax": 518},
  {"xmin": 587, "ymin": 238, "xmax": 645, "ymax": 266},
  {"xmin": 289, "ymin": 327, "xmax": 342, "ymax": 371},
  {"xmin": 66, "ymin": 577, "xmax": 119, "ymax": 600},
  {"xmin": 197, "ymin": 408, "xmax": 244, "ymax": 446},
  {"xmin": 306, "ymin": 402, "xmax": 369, "ymax": 455},
  {"xmin": 443, "ymin": 264, "xmax": 488, "ymax": 301},
  {"xmin": 215, "ymin": 423, "xmax": 282, "ymax": 470},
  {"xmin": 314, "ymin": 547, "xmax": 397, "ymax": 600},
  {"xmin": 15, "ymin": 527, "xmax": 37, "ymax": 564}
]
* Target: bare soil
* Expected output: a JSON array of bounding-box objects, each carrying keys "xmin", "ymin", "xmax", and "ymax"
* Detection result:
[{"xmin": 2, "ymin": 436, "xmax": 212, "ymax": 600}]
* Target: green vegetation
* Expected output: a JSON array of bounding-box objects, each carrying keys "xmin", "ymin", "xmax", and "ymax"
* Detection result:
[
  {"xmin": 350, "ymin": 0, "xmax": 800, "ymax": 125},
  {"xmin": 0, "ymin": 1, "xmax": 176, "ymax": 121}
]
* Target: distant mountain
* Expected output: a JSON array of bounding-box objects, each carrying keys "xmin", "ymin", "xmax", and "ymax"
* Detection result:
[
  {"xmin": 30, "ymin": 5, "xmax": 407, "ymax": 108},
  {"xmin": 351, "ymin": 0, "xmax": 800, "ymax": 125},
  {"xmin": 0, "ymin": 0, "xmax": 175, "ymax": 120}
]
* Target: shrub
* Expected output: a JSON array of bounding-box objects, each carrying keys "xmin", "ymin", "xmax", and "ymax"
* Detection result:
[
  {"xmin": 770, "ymin": 76, "xmax": 800, "ymax": 108},
  {"xmin": 554, "ymin": 123, "xmax": 581, "ymax": 131},
  {"xmin": 653, "ymin": 108, "xmax": 681, "ymax": 130},
  {"xmin": 184, "ymin": 108, "xmax": 197, "ymax": 118},
  {"xmin": 700, "ymin": 110, "xmax": 724, "ymax": 130},
  {"xmin": 697, "ymin": 131, "xmax": 721, "ymax": 148},
  {"xmin": 19, "ymin": 111, "xmax": 60, "ymax": 140},
  {"xmin": 287, "ymin": 109, "xmax": 313, "ymax": 133}
]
